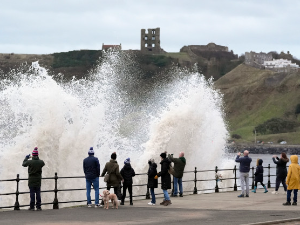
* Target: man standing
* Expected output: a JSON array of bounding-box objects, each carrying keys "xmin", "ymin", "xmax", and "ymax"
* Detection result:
[
  {"xmin": 22, "ymin": 147, "xmax": 45, "ymax": 211},
  {"xmin": 235, "ymin": 150, "xmax": 252, "ymax": 197},
  {"xmin": 83, "ymin": 147, "xmax": 101, "ymax": 208},
  {"xmin": 168, "ymin": 152, "xmax": 186, "ymax": 197}
]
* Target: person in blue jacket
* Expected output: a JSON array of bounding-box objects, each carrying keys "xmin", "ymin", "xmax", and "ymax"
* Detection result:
[
  {"xmin": 83, "ymin": 147, "xmax": 101, "ymax": 208},
  {"xmin": 235, "ymin": 150, "xmax": 252, "ymax": 198}
]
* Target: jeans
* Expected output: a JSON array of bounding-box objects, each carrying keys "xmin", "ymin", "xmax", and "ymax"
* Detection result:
[
  {"xmin": 173, "ymin": 177, "xmax": 183, "ymax": 195},
  {"xmin": 240, "ymin": 172, "xmax": 249, "ymax": 195},
  {"xmin": 29, "ymin": 187, "xmax": 41, "ymax": 209},
  {"xmin": 287, "ymin": 189, "xmax": 298, "ymax": 203},
  {"xmin": 163, "ymin": 189, "xmax": 170, "ymax": 201},
  {"xmin": 122, "ymin": 183, "xmax": 133, "ymax": 203},
  {"xmin": 86, "ymin": 177, "xmax": 99, "ymax": 205},
  {"xmin": 275, "ymin": 177, "xmax": 287, "ymax": 191},
  {"xmin": 150, "ymin": 188, "xmax": 155, "ymax": 204}
]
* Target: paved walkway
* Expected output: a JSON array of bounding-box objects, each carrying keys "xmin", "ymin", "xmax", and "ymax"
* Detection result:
[{"xmin": 1, "ymin": 189, "xmax": 300, "ymax": 225}]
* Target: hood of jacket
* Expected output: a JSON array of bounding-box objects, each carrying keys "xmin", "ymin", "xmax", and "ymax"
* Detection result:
[
  {"xmin": 281, "ymin": 157, "xmax": 289, "ymax": 163},
  {"xmin": 258, "ymin": 159, "xmax": 263, "ymax": 165},
  {"xmin": 110, "ymin": 159, "xmax": 118, "ymax": 164},
  {"xmin": 151, "ymin": 162, "xmax": 157, "ymax": 168},
  {"xmin": 179, "ymin": 157, "xmax": 186, "ymax": 164},
  {"xmin": 160, "ymin": 158, "xmax": 170, "ymax": 165},
  {"xmin": 290, "ymin": 155, "xmax": 298, "ymax": 164},
  {"xmin": 123, "ymin": 163, "xmax": 132, "ymax": 170}
]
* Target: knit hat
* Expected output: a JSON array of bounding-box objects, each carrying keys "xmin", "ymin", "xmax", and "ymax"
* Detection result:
[
  {"xmin": 111, "ymin": 152, "xmax": 117, "ymax": 160},
  {"xmin": 124, "ymin": 158, "xmax": 130, "ymax": 164},
  {"xmin": 32, "ymin": 147, "xmax": 39, "ymax": 156},
  {"xmin": 160, "ymin": 152, "xmax": 166, "ymax": 159},
  {"xmin": 88, "ymin": 147, "xmax": 94, "ymax": 155}
]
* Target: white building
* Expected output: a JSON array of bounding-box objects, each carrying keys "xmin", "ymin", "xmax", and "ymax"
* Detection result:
[{"xmin": 263, "ymin": 59, "xmax": 299, "ymax": 72}]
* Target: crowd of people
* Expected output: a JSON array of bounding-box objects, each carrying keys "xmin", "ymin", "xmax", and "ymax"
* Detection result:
[
  {"xmin": 235, "ymin": 150, "xmax": 299, "ymax": 206},
  {"xmin": 22, "ymin": 147, "xmax": 186, "ymax": 210}
]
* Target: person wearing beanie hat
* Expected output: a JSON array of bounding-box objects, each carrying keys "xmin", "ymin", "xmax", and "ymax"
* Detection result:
[
  {"xmin": 120, "ymin": 158, "xmax": 135, "ymax": 205},
  {"xmin": 22, "ymin": 147, "xmax": 45, "ymax": 211},
  {"xmin": 101, "ymin": 152, "xmax": 124, "ymax": 205},
  {"xmin": 147, "ymin": 158, "xmax": 158, "ymax": 206},
  {"xmin": 156, "ymin": 151, "xmax": 172, "ymax": 206},
  {"xmin": 83, "ymin": 147, "xmax": 101, "ymax": 208}
]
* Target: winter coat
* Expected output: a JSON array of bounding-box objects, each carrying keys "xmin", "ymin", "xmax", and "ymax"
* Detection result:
[
  {"xmin": 254, "ymin": 159, "xmax": 264, "ymax": 182},
  {"xmin": 235, "ymin": 155, "xmax": 252, "ymax": 173},
  {"xmin": 83, "ymin": 155, "xmax": 100, "ymax": 180},
  {"xmin": 22, "ymin": 156, "xmax": 45, "ymax": 187},
  {"xmin": 157, "ymin": 158, "xmax": 171, "ymax": 190},
  {"xmin": 120, "ymin": 163, "xmax": 135, "ymax": 185},
  {"xmin": 272, "ymin": 156, "xmax": 289, "ymax": 178},
  {"xmin": 286, "ymin": 155, "xmax": 300, "ymax": 190},
  {"xmin": 147, "ymin": 162, "xmax": 158, "ymax": 189},
  {"xmin": 168, "ymin": 154, "xmax": 186, "ymax": 179},
  {"xmin": 101, "ymin": 159, "xmax": 123, "ymax": 187}
]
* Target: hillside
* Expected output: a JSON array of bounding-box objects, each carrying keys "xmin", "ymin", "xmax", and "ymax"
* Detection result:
[{"xmin": 215, "ymin": 64, "xmax": 300, "ymax": 144}]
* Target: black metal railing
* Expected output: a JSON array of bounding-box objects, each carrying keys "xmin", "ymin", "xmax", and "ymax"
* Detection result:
[{"xmin": 0, "ymin": 164, "xmax": 278, "ymax": 210}]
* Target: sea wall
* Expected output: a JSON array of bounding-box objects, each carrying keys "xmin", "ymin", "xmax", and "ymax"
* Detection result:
[{"xmin": 227, "ymin": 144, "xmax": 300, "ymax": 155}]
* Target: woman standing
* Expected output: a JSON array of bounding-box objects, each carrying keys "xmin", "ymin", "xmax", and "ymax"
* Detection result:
[
  {"xmin": 147, "ymin": 158, "xmax": 158, "ymax": 206},
  {"xmin": 272, "ymin": 152, "xmax": 289, "ymax": 194},
  {"xmin": 155, "ymin": 152, "xmax": 172, "ymax": 206}
]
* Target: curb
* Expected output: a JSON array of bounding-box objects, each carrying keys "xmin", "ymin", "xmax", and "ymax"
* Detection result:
[{"xmin": 244, "ymin": 217, "xmax": 300, "ymax": 225}]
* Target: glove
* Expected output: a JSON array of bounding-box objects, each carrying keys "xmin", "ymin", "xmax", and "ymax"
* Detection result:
[
  {"xmin": 154, "ymin": 175, "xmax": 158, "ymax": 179},
  {"xmin": 26, "ymin": 154, "xmax": 30, "ymax": 159}
]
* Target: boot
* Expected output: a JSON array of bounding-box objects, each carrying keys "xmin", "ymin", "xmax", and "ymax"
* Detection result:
[
  {"xmin": 160, "ymin": 199, "xmax": 166, "ymax": 205},
  {"xmin": 251, "ymin": 186, "xmax": 257, "ymax": 193},
  {"xmin": 264, "ymin": 186, "xmax": 268, "ymax": 193},
  {"xmin": 163, "ymin": 200, "xmax": 172, "ymax": 206}
]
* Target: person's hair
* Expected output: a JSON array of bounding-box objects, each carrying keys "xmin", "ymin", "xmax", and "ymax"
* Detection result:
[
  {"xmin": 256, "ymin": 158, "xmax": 260, "ymax": 166},
  {"xmin": 281, "ymin": 152, "xmax": 287, "ymax": 159}
]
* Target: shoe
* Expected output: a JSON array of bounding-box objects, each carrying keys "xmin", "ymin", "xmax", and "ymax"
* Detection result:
[
  {"xmin": 237, "ymin": 194, "xmax": 244, "ymax": 198},
  {"xmin": 120, "ymin": 201, "xmax": 124, "ymax": 205},
  {"xmin": 292, "ymin": 202, "xmax": 297, "ymax": 205},
  {"xmin": 163, "ymin": 200, "xmax": 172, "ymax": 206},
  {"xmin": 87, "ymin": 204, "xmax": 92, "ymax": 208},
  {"xmin": 245, "ymin": 194, "xmax": 249, "ymax": 197},
  {"xmin": 148, "ymin": 202, "xmax": 155, "ymax": 206},
  {"xmin": 130, "ymin": 202, "xmax": 133, "ymax": 206},
  {"xmin": 179, "ymin": 193, "xmax": 183, "ymax": 197},
  {"xmin": 160, "ymin": 200, "xmax": 166, "ymax": 205},
  {"xmin": 252, "ymin": 186, "xmax": 257, "ymax": 193},
  {"xmin": 272, "ymin": 191, "xmax": 278, "ymax": 195},
  {"xmin": 36, "ymin": 208, "xmax": 42, "ymax": 211},
  {"xmin": 283, "ymin": 202, "xmax": 291, "ymax": 206},
  {"xmin": 172, "ymin": 195, "xmax": 178, "ymax": 197},
  {"xmin": 28, "ymin": 207, "xmax": 35, "ymax": 211},
  {"xmin": 95, "ymin": 204, "xmax": 103, "ymax": 208}
]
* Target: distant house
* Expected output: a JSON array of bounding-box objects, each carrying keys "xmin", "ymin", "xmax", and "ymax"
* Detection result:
[
  {"xmin": 102, "ymin": 43, "xmax": 122, "ymax": 51},
  {"xmin": 263, "ymin": 59, "xmax": 299, "ymax": 72}
]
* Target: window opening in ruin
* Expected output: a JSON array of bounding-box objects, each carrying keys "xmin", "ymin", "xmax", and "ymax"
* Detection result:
[
  {"xmin": 152, "ymin": 36, "xmax": 155, "ymax": 40},
  {"xmin": 152, "ymin": 43, "xmax": 155, "ymax": 47},
  {"xmin": 145, "ymin": 43, "xmax": 147, "ymax": 47},
  {"xmin": 148, "ymin": 48, "xmax": 152, "ymax": 51},
  {"xmin": 145, "ymin": 36, "xmax": 148, "ymax": 40},
  {"xmin": 152, "ymin": 30, "xmax": 155, "ymax": 34}
]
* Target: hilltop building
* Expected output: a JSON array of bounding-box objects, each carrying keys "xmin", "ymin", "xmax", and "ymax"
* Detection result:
[
  {"xmin": 245, "ymin": 51, "xmax": 273, "ymax": 69},
  {"xmin": 102, "ymin": 43, "xmax": 122, "ymax": 51},
  {"xmin": 180, "ymin": 43, "xmax": 229, "ymax": 53},
  {"xmin": 263, "ymin": 59, "xmax": 299, "ymax": 72},
  {"xmin": 141, "ymin": 28, "xmax": 164, "ymax": 54}
]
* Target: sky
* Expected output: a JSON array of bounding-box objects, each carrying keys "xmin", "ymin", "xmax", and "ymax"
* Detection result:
[{"xmin": 1, "ymin": 0, "xmax": 300, "ymax": 58}]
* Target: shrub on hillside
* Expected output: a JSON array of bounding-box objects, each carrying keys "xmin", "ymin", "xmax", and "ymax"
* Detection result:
[
  {"xmin": 295, "ymin": 104, "xmax": 300, "ymax": 115},
  {"xmin": 254, "ymin": 118, "xmax": 298, "ymax": 135},
  {"xmin": 231, "ymin": 134, "xmax": 242, "ymax": 139}
]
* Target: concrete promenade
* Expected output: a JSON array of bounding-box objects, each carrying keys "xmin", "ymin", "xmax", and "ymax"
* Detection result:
[{"xmin": 1, "ymin": 189, "xmax": 300, "ymax": 225}]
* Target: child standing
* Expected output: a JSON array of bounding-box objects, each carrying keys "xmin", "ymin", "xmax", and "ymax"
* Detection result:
[
  {"xmin": 283, "ymin": 155, "xmax": 300, "ymax": 206},
  {"xmin": 147, "ymin": 158, "xmax": 158, "ymax": 205},
  {"xmin": 252, "ymin": 159, "xmax": 268, "ymax": 193},
  {"xmin": 120, "ymin": 158, "xmax": 135, "ymax": 205}
]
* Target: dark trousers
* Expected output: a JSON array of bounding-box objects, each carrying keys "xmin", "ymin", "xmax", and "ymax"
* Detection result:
[
  {"xmin": 29, "ymin": 187, "xmax": 41, "ymax": 209},
  {"xmin": 122, "ymin": 183, "xmax": 133, "ymax": 203},
  {"xmin": 287, "ymin": 189, "xmax": 298, "ymax": 203},
  {"xmin": 254, "ymin": 181, "xmax": 265, "ymax": 187},
  {"xmin": 276, "ymin": 177, "xmax": 287, "ymax": 191}
]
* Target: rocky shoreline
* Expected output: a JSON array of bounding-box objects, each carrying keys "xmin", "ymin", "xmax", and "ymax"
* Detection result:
[{"xmin": 227, "ymin": 144, "xmax": 300, "ymax": 155}]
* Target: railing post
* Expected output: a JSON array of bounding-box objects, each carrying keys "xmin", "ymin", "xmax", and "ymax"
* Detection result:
[
  {"xmin": 233, "ymin": 165, "xmax": 237, "ymax": 191},
  {"xmin": 251, "ymin": 167, "xmax": 254, "ymax": 189},
  {"xmin": 146, "ymin": 186, "xmax": 150, "ymax": 199},
  {"xmin": 215, "ymin": 166, "xmax": 219, "ymax": 193},
  {"xmin": 53, "ymin": 172, "xmax": 59, "ymax": 209},
  {"xmin": 193, "ymin": 167, "xmax": 197, "ymax": 194},
  {"xmin": 268, "ymin": 164, "xmax": 271, "ymax": 188},
  {"xmin": 14, "ymin": 174, "xmax": 20, "ymax": 210}
]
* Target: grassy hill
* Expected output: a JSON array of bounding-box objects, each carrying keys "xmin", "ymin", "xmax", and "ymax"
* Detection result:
[{"xmin": 215, "ymin": 64, "xmax": 300, "ymax": 144}]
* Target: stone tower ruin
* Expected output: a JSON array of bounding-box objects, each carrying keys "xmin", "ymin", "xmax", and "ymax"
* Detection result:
[{"xmin": 141, "ymin": 28, "xmax": 161, "ymax": 54}]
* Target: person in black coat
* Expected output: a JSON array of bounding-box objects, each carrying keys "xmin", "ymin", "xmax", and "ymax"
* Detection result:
[
  {"xmin": 147, "ymin": 158, "xmax": 158, "ymax": 205},
  {"xmin": 120, "ymin": 158, "xmax": 135, "ymax": 205},
  {"xmin": 252, "ymin": 159, "xmax": 268, "ymax": 193},
  {"xmin": 272, "ymin": 152, "xmax": 289, "ymax": 194},
  {"xmin": 155, "ymin": 152, "xmax": 172, "ymax": 206}
]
